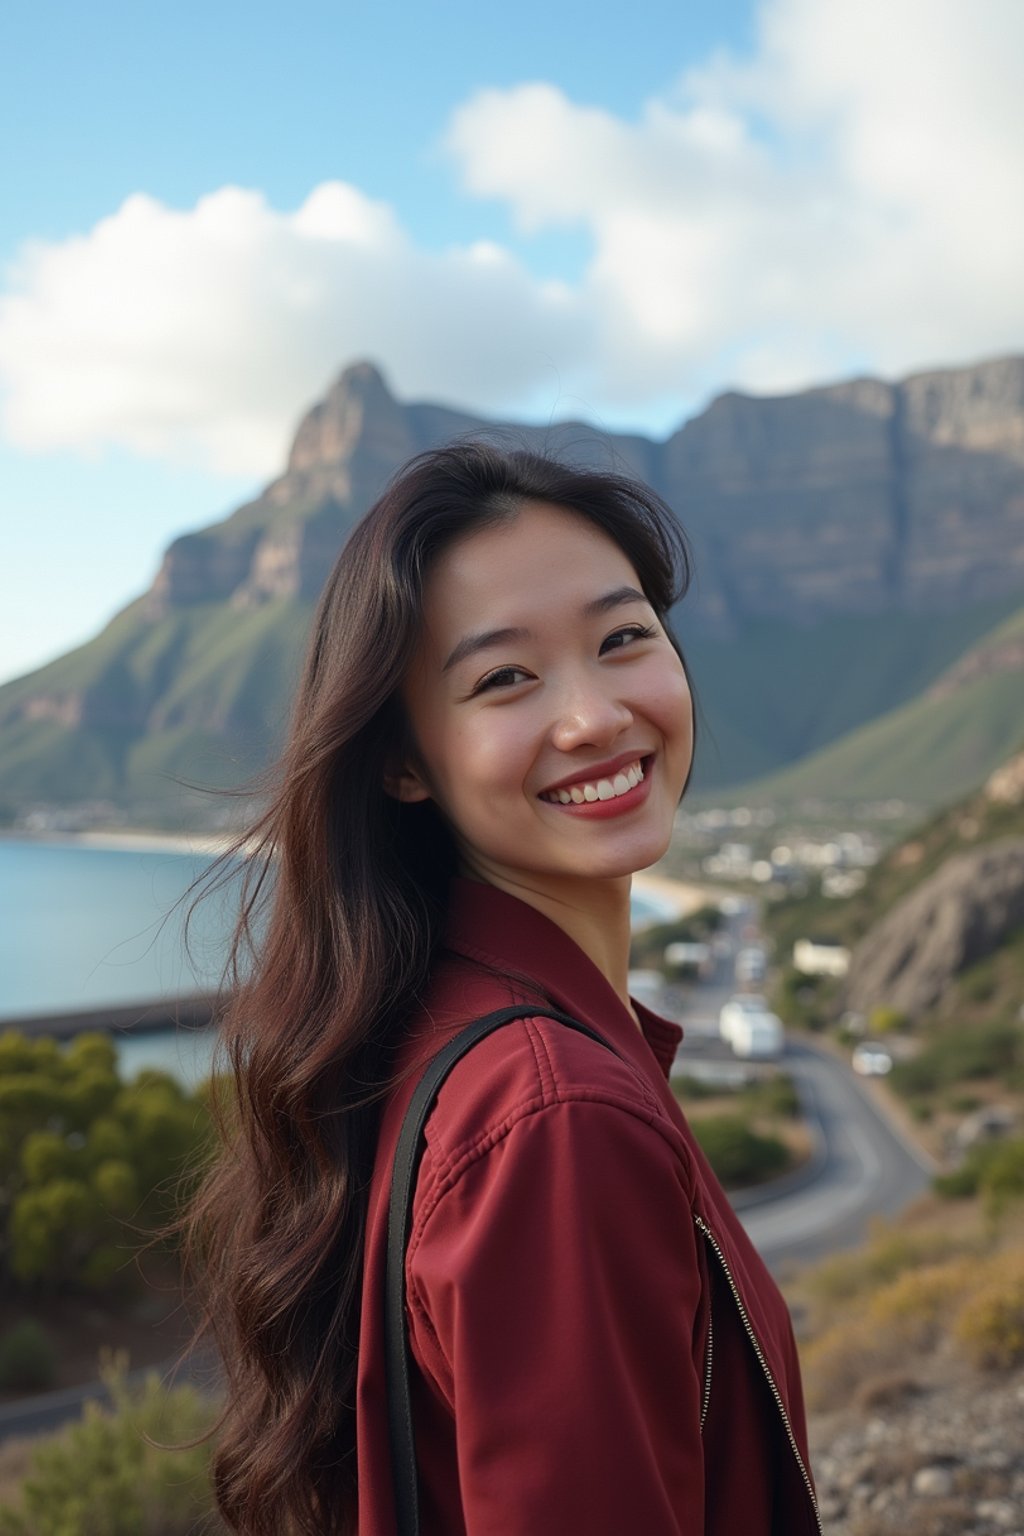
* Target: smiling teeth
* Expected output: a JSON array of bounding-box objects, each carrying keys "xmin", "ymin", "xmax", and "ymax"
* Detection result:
[{"xmin": 543, "ymin": 759, "xmax": 645, "ymax": 804}]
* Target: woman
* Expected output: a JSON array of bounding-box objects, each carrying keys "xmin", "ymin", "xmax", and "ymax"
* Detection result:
[{"xmin": 181, "ymin": 441, "xmax": 821, "ymax": 1535}]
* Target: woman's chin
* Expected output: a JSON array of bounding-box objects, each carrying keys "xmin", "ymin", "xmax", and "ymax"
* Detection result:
[{"xmin": 553, "ymin": 831, "xmax": 675, "ymax": 884}]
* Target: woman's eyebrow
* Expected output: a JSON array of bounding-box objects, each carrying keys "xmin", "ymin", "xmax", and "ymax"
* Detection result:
[{"xmin": 441, "ymin": 585, "xmax": 648, "ymax": 674}]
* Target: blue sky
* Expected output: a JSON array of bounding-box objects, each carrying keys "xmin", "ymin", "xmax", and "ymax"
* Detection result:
[{"xmin": 2, "ymin": 0, "xmax": 1022, "ymax": 686}]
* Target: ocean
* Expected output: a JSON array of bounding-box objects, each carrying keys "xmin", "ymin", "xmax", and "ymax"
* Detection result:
[{"xmin": 0, "ymin": 836, "xmax": 680, "ymax": 1086}]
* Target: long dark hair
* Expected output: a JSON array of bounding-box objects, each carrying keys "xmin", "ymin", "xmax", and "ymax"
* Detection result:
[{"xmin": 175, "ymin": 440, "xmax": 698, "ymax": 1534}]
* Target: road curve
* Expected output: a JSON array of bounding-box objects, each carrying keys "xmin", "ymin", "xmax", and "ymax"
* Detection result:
[{"xmin": 727, "ymin": 1038, "xmax": 934, "ymax": 1275}]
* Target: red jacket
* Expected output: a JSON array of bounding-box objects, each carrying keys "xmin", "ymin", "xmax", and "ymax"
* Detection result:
[{"xmin": 356, "ymin": 878, "xmax": 821, "ymax": 1534}]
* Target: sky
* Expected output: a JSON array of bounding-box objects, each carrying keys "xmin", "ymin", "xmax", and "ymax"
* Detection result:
[{"xmin": 2, "ymin": 0, "xmax": 1023, "ymax": 687}]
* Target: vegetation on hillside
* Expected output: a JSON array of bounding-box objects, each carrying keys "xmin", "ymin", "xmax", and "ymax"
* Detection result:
[
  {"xmin": 791, "ymin": 1200, "xmax": 1024, "ymax": 1415},
  {"xmin": 762, "ymin": 754, "xmax": 1024, "ymax": 1178},
  {"xmin": 629, "ymin": 903, "xmax": 723, "ymax": 971},
  {"xmin": 0, "ymin": 1351, "xmax": 221, "ymax": 1535},
  {"xmin": 672, "ymin": 1070, "xmax": 806, "ymax": 1189},
  {"xmin": 702, "ymin": 601, "xmax": 1024, "ymax": 811}
]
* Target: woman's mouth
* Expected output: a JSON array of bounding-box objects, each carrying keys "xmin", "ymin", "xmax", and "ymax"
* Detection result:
[{"xmin": 538, "ymin": 754, "xmax": 655, "ymax": 817}]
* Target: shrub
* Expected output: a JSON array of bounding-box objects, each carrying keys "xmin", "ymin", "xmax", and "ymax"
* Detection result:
[
  {"xmin": 20, "ymin": 1130, "xmax": 78, "ymax": 1187},
  {"xmin": 0, "ymin": 1350, "xmax": 222, "ymax": 1536},
  {"xmin": 0, "ymin": 1321, "xmax": 57, "ymax": 1393},
  {"xmin": 9, "ymin": 1179, "xmax": 103, "ymax": 1285},
  {"xmin": 935, "ymin": 1136, "xmax": 1024, "ymax": 1206},
  {"xmin": 868, "ymin": 1006, "xmax": 909, "ymax": 1035},
  {"xmin": 805, "ymin": 1219, "xmax": 974, "ymax": 1304},
  {"xmin": 980, "ymin": 1137, "xmax": 1024, "ymax": 1217},
  {"xmin": 0, "ymin": 1030, "xmax": 215, "ymax": 1294},
  {"xmin": 890, "ymin": 1022, "xmax": 1024, "ymax": 1100},
  {"xmin": 867, "ymin": 1258, "xmax": 978, "ymax": 1349},
  {"xmin": 801, "ymin": 1314, "xmax": 882, "ymax": 1411},
  {"xmin": 953, "ymin": 1253, "xmax": 1024, "ymax": 1369},
  {"xmin": 745, "ymin": 1073, "xmax": 800, "ymax": 1120},
  {"xmin": 692, "ymin": 1115, "xmax": 789, "ymax": 1188}
]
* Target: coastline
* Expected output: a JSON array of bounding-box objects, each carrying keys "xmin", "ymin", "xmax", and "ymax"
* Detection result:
[
  {"xmin": 1, "ymin": 828, "xmax": 245, "ymax": 857},
  {"xmin": 633, "ymin": 867, "xmax": 725, "ymax": 919},
  {"xmin": 4, "ymin": 832, "xmax": 725, "ymax": 911}
]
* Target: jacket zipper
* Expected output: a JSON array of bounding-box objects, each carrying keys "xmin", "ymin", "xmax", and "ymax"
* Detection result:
[
  {"xmin": 700, "ymin": 1304, "xmax": 713, "ymax": 1431},
  {"xmin": 694, "ymin": 1214, "xmax": 822, "ymax": 1533}
]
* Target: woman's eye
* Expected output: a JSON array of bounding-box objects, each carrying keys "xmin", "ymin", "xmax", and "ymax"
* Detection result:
[
  {"xmin": 473, "ymin": 665, "xmax": 532, "ymax": 694},
  {"xmin": 601, "ymin": 623, "xmax": 658, "ymax": 654}
]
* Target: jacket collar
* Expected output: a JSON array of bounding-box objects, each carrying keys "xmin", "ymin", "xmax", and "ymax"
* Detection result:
[{"xmin": 442, "ymin": 875, "xmax": 684, "ymax": 1081}]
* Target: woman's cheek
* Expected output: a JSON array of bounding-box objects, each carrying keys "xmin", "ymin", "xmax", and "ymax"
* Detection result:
[
  {"xmin": 458, "ymin": 710, "xmax": 534, "ymax": 797},
  {"xmin": 638, "ymin": 655, "xmax": 690, "ymax": 727}
]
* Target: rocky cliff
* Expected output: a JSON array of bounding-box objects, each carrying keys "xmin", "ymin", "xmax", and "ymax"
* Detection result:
[
  {"xmin": 2, "ymin": 353, "xmax": 1023, "ymax": 817},
  {"xmin": 145, "ymin": 353, "xmax": 1024, "ymax": 631}
]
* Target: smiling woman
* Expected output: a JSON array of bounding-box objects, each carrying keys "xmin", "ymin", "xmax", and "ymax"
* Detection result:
[
  {"xmin": 387, "ymin": 496, "xmax": 694, "ymax": 946},
  {"xmin": 171, "ymin": 441, "xmax": 821, "ymax": 1536}
]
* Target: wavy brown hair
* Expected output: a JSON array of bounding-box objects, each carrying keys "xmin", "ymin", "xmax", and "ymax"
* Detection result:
[{"xmin": 172, "ymin": 439, "xmax": 698, "ymax": 1534}]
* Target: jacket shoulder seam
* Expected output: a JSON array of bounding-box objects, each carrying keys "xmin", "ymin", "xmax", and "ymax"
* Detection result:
[
  {"xmin": 407, "ymin": 1090, "xmax": 688, "ymax": 1272},
  {"xmin": 411, "ymin": 1010, "xmax": 663, "ymax": 1215}
]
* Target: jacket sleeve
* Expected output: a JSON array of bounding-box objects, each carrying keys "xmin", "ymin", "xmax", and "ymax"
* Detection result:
[{"xmin": 406, "ymin": 1095, "xmax": 707, "ymax": 1535}]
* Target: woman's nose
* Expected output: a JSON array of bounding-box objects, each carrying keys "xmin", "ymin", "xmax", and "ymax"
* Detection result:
[{"xmin": 549, "ymin": 679, "xmax": 634, "ymax": 751}]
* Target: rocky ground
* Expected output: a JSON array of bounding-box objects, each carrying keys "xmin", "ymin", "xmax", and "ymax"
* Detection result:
[{"xmin": 808, "ymin": 1357, "xmax": 1024, "ymax": 1535}]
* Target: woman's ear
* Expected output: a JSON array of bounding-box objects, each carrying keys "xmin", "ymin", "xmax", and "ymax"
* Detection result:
[{"xmin": 382, "ymin": 757, "xmax": 433, "ymax": 803}]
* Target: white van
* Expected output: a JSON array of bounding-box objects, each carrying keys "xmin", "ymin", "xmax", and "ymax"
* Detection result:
[{"xmin": 719, "ymin": 995, "xmax": 784, "ymax": 1059}]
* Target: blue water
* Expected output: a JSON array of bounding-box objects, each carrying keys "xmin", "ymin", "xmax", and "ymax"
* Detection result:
[
  {"xmin": 0, "ymin": 837, "xmax": 234, "ymax": 1021},
  {"xmin": 0, "ymin": 837, "xmax": 668, "ymax": 1087}
]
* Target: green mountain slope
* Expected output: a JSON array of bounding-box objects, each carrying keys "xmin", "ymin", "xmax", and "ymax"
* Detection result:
[
  {"xmin": 682, "ymin": 592, "xmax": 1024, "ymax": 796},
  {"xmin": 0, "ymin": 597, "xmax": 312, "ymax": 820},
  {"xmin": 712, "ymin": 604, "xmax": 1024, "ymax": 810}
]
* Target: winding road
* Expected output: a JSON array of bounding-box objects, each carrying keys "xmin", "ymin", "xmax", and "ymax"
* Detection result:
[
  {"xmin": 669, "ymin": 897, "xmax": 934, "ymax": 1275},
  {"xmin": 728, "ymin": 1039, "xmax": 933, "ymax": 1274}
]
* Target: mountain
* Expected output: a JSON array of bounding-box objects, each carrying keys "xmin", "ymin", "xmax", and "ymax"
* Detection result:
[
  {"xmin": 2, "ymin": 354, "xmax": 1024, "ymax": 825},
  {"xmin": 703, "ymin": 602, "xmax": 1024, "ymax": 810}
]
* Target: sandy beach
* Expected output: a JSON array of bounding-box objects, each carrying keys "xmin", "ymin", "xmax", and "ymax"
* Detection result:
[
  {"xmin": 631, "ymin": 868, "xmax": 727, "ymax": 918},
  {"xmin": 12, "ymin": 828, "xmax": 248, "ymax": 858}
]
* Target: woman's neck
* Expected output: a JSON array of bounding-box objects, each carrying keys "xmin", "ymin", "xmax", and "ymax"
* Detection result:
[{"xmin": 458, "ymin": 860, "xmax": 640, "ymax": 1025}]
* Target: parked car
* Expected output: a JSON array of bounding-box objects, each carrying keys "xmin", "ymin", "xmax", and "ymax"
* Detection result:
[
  {"xmin": 663, "ymin": 940, "xmax": 713, "ymax": 979},
  {"xmin": 719, "ymin": 995, "xmax": 784, "ymax": 1059},
  {"xmin": 851, "ymin": 1042, "xmax": 893, "ymax": 1076}
]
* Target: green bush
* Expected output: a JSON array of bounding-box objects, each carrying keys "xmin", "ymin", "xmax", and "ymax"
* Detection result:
[
  {"xmin": 9, "ymin": 1179, "xmax": 103, "ymax": 1286},
  {"xmin": 775, "ymin": 965, "xmax": 838, "ymax": 1033},
  {"xmin": 692, "ymin": 1115, "xmax": 789, "ymax": 1188},
  {"xmin": 0, "ymin": 1350, "xmax": 222, "ymax": 1535},
  {"xmin": 0, "ymin": 1030, "xmax": 214, "ymax": 1294},
  {"xmin": 20, "ymin": 1129, "xmax": 79, "ymax": 1186},
  {"xmin": 935, "ymin": 1137, "xmax": 1024, "ymax": 1207},
  {"xmin": 891, "ymin": 1021, "xmax": 1023, "ymax": 1099},
  {"xmin": 980, "ymin": 1137, "xmax": 1024, "ymax": 1216},
  {"xmin": 744, "ymin": 1073, "xmax": 800, "ymax": 1120},
  {"xmin": 0, "ymin": 1319, "xmax": 57, "ymax": 1393},
  {"xmin": 868, "ymin": 1005, "xmax": 909, "ymax": 1035}
]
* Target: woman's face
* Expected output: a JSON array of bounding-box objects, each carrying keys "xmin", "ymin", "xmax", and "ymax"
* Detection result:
[{"xmin": 392, "ymin": 499, "xmax": 694, "ymax": 893}]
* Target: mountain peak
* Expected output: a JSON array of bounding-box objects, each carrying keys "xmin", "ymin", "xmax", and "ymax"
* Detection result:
[
  {"xmin": 286, "ymin": 359, "xmax": 407, "ymax": 475},
  {"xmin": 330, "ymin": 359, "xmax": 394, "ymax": 400}
]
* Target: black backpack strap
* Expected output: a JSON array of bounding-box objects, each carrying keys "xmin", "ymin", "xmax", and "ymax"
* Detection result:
[{"xmin": 385, "ymin": 1003, "xmax": 624, "ymax": 1536}]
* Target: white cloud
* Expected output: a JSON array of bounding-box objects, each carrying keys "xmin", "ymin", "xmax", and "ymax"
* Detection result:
[
  {"xmin": 448, "ymin": 0, "xmax": 1024, "ymax": 398},
  {"xmin": 0, "ymin": 182, "xmax": 586, "ymax": 476},
  {"xmin": 1, "ymin": 0, "xmax": 1022, "ymax": 476}
]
